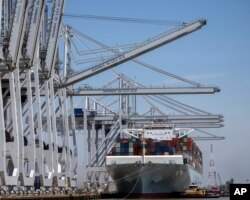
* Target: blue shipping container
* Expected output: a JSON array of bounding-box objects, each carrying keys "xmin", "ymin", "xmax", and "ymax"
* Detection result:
[{"xmin": 74, "ymin": 108, "xmax": 83, "ymax": 117}]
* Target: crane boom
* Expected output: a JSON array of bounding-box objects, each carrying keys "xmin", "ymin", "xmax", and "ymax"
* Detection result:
[
  {"xmin": 192, "ymin": 136, "xmax": 225, "ymax": 140},
  {"xmin": 68, "ymin": 86, "xmax": 219, "ymax": 96},
  {"xmin": 62, "ymin": 19, "xmax": 206, "ymax": 87},
  {"xmin": 92, "ymin": 114, "xmax": 223, "ymax": 121}
]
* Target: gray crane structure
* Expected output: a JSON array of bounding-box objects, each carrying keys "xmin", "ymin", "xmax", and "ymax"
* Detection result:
[{"xmin": 0, "ymin": 0, "xmax": 223, "ymax": 195}]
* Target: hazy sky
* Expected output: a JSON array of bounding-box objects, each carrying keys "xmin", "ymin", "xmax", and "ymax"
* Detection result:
[{"xmin": 63, "ymin": 0, "xmax": 250, "ymax": 184}]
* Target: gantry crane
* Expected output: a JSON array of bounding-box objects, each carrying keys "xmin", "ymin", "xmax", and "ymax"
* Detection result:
[
  {"xmin": 0, "ymin": 0, "xmax": 225, "ymax": 195},
  {"xmin": 0, "ymin": 0, "xmax": 68, "ymax": 194}
]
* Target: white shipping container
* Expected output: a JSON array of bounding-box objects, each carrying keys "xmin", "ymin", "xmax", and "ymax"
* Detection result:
[{"xmin": 115, "ymin": 143, "xmax": 120, "ymax": 148}]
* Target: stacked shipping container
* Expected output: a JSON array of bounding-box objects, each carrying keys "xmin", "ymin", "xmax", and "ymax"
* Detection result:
[{"xmin": 108, "ymin": 135, "xmax": 202, "ymax": 173}]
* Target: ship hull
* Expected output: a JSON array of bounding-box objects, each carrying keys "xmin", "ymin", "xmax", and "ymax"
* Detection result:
[{"xmin": 106, "ymin": 163, "xmax": 202, "ymax": 196}]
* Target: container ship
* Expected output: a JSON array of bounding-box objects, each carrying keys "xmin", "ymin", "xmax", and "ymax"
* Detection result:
[{"xmin": 105, "ymin": 124, "xmax": 203, "ymax": 197}]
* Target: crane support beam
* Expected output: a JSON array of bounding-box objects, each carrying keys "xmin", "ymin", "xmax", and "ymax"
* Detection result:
[
  {"xmin": 26, "ymin": 0, "xmax": 45, "ymax": 64},
  {"xmin": 8, "ymin": 0, "xmax": 27, "ymax": 62},
  {"xmin": 62, "ymin": 19, "xmax": 206, "ymax": 87},
  {"xmin": 129, "ymin": 115, "xmax": 222, "ymax": 121},
  {"xmin": 64, "ymin": 118, "xmax": 222, "ymax": 125},
  {"xmin": 44, "ymin": 0, "xmax": 65, "ymax": 75},
  {"xmin": 91, "ymin": 114, "xmax": 223, "ymax": 121},
  {"xmin": 0, "ymin": 0, "xmax": 3, "ymax": 60},
  {"xmin": 140, "ymin": 123, "xmax": 223, "ymax": 128},
  {"xmin": 68, "ymin": 86, "xmax": 220, "ymax": 96},
  {"xmin": 0, "ymin": 76, "xmax": 6, "ymax": 184}
]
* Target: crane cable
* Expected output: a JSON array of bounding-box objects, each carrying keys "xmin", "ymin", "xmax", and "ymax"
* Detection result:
[
  {"xmin": 63, "ymin": 13, "xmax": 185, "ymax": 26},
  {"xmin": 120, "ymin": 74, "xmax": 208, "ymax": 115},
  {"xmin": 70, "ymin": 28, "xmax": 204, "ymax": 87},
  {"xmin": 118, "ymin": 73, "xmax": 224, "ymax": 138},
  {"xmin": 133, "ymin": 59, "xmax": 205, "ymax": 87}
]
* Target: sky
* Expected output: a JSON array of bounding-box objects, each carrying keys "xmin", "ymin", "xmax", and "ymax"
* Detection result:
[{"xmin": 63, "ymin": 0, "xmax": 250, "ymax": 185}]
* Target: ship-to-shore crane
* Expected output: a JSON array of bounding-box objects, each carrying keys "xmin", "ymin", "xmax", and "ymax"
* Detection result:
[
  {"xmin": 0, "ymin": 0, "xmax": 225, "ymax": 195},
  {"xmin": 0, "ymin": 0, "xmax": 67, "ymax": 194}
]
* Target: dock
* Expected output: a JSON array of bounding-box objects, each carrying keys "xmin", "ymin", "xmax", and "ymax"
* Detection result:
[{"xmin": 0, "ymin": 193, "xmax": 100, "ymax": 200}]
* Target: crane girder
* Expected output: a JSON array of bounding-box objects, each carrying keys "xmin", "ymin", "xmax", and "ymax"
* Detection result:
[
  {"xmin": 62, "ymin": 19, "xmax": 206, "ymax": 87},
  {"xmin": 133, "ymin": 122, "xmax": 223, "ymax": 127},
  {"xmin": 86, "ymin": 115, "xmax": 223, "ymax": 128},
  {"xmin": 89, "ymin": 118, "xmax": 222, "ymax": 124},
  {"xmin": 129, "ymin": 114, "xmax": 222, "ymax": 121},
  {"xmin": 91, "ymin": 114, "xmax": 223, "ymax": 121},
  {"xmin": 192, "ymin": 136, "xmax": 225, "ymax": 140},
  {"xmin": 166, "ymin": 124, "xmax": 223, "ymax": 128},
  {"xmin": 67, "ymin": 86, "xmax": 220, "ymax": 96},
  {"xmin": 89, "ymin": 114, "xmax": 224, "ymax": 128}
]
